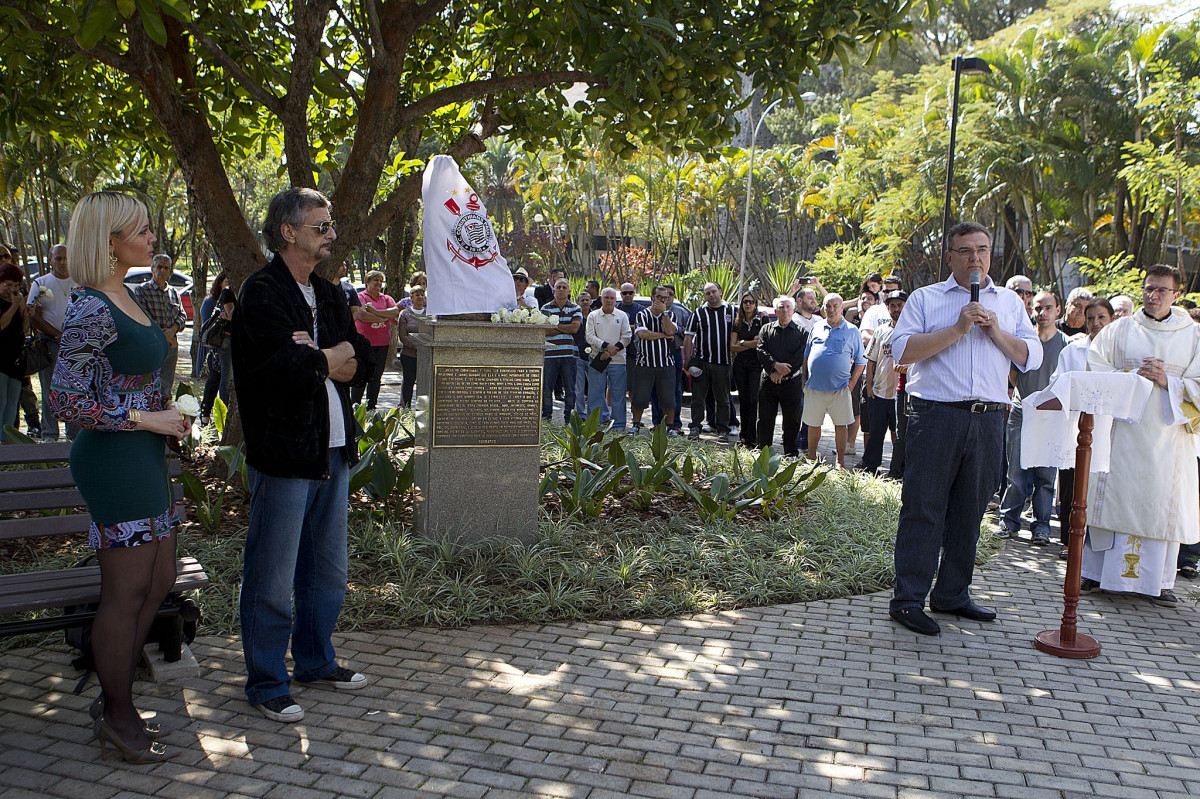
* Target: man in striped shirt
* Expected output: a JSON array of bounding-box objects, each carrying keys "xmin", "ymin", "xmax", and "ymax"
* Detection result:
[
  {"xmin": 630, "ymin": 286, "xmax": 678, "ymax": 432},
  {"xmin": 685, "ymin": 282, "xmax": 735, "ymax": 442},
  {"xmin": 888, "ymin": 222, "xmax": 1041, "ymax": 636},
  {"xmin": 540, "ymin": 278, "xmax": 582, "ymax": 423},
  {"xmin": 133, "ymin": 254, "xmax": 188, "ymax": 401}
]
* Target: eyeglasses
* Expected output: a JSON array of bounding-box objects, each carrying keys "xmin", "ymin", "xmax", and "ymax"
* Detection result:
[
  {"xmin": 514, "ymin": 276, "xmax": 528, "ymax": 282},
  {"xmin": 620, "ymin": 291, "xmax": 634, "ymax": 295},
  {"xmin": 298, "ymin": 220, "xmax": 337, "ymax": 235},
  {"xmin": 951, "ymin": 246, "xmax": 990, "ymax": 258},
  {"xmin": 653, "ymin": 295, "xmax": 671, "ymax": 302},
  {"xmin": 1013, "ymin": 289, "xmax": 1035, "ymax": 297},
  {"xmin": 742, "ymin": 299, "xmax": 756, "ymax": 304},
  {"xmin": 1143, "ymin": 286, "xmax": 1178, "ymax": 296}
]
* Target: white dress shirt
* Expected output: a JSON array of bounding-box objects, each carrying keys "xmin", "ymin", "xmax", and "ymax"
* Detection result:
[{"xmin": 891, "ymin": 275, "xmax": 1042, "ymax": 404}]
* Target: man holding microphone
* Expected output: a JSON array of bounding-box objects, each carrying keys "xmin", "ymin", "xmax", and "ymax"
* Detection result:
[{"xmin": 888, "ymin": 222, "xmax": 1042, "ymax": 636}]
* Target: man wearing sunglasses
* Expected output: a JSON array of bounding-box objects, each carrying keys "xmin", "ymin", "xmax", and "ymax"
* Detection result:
[
  {"xmin": 617, "ymin": 283, "xmax": 647, "ymax": 410},
  {"xmin": 888, "ymin": 222, "xmax": 1041, "ymax": 636},
  {"xmin": 232, "ymin": 188, "xmax": 375, "ymax": 722}
]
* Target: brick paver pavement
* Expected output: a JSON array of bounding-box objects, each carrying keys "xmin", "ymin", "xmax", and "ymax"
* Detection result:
[{"xmin": 1, "ymin": 541, "xmax": 1197, "ymax": 799}]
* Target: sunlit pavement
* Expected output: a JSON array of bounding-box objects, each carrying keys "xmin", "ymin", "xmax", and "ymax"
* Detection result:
[{"xmin": 2, "ymin": 540, "xmax": 1197, "ymax": 798}]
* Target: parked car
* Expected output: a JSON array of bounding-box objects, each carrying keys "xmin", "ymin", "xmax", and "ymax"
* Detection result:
[{"xmin": 123, "ymin": 267, "xmax": 195, "ymax": 320}]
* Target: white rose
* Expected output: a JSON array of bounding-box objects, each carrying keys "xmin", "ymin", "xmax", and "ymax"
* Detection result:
[
  {"xmin": 491, "ymin": 312, "xmax": 501, "ymax": 322},
  {"xmin": 174, "ymin": 394, "xmax": 201, "ymax": 418},
  {"xmin": 38, "ymin": 286, "xmax": 53, "ymax": 301}
]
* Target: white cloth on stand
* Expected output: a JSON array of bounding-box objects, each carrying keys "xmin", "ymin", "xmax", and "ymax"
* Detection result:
[
  {"xmin": 1019, "ymin": 371, "xmax": 1152, "ymax": 472},
  {"xmin": 421, "ymin": 155, "xmax": 518, "ymax": 316}
]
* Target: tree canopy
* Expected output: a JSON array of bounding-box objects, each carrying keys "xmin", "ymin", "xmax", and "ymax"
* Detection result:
[{"xmin": 0, "ymin": 0, "xmax": 916, "ymax": 283}]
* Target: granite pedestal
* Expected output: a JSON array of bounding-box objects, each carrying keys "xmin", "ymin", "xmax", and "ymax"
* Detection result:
[{"xmin": 412, "ymin": 319, "xmax": 547, "ymax": 544}]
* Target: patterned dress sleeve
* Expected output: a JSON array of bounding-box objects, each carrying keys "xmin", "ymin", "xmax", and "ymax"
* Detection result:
[{"xmin": 49, "ymin": 293, "xmax": 136, "ymax": 431}]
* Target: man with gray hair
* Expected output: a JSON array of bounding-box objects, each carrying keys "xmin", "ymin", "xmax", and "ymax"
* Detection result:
[
  {"xmin": 133, "ymin": 253, "xmax": 187, "ymax": 400},
  {"xmin": 1004, "ymin": 275, "xmax": 1036, "ymax": 315},
  {"xmin": 232, "ymin": 187, "xmax": 375, "ymax": 723},
  {"xmin": 803, "ymin": 293, "xmax": 866, "ymax": 467},
  {"xmin": 1058, "ymin": 286, "xmax": 1093, "ymax": 336},
  {"xmin": 755, "ymin": 296, "xmax": 807, "ymax": 456},
  {"xmin": 585, "ymin": 287, "xmax": 632, "ymax": 430},
  {"xmin": 27, "ymin": 243, "xmax": 76, "ymax": 439},
  {"xmin": 1110, "ymin": 294, "xmax": 1135, "ymax": 319}
]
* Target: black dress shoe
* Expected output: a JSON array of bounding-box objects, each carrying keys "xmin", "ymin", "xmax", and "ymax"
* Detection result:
[
  {"xmin": 929, "ymin": 600, "xmax": 997, "ymax": 622},
  {"xmin": 889, "ymin": 607, "xmax": 940, "ymax": 635}
]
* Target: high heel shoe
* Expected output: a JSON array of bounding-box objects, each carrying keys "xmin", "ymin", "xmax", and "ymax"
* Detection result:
[
  {"xmin": 93, "ymin": 718, "xmax": 179, "ymax": 764},
  {"xmin": 89, "ymin": 696, "xmax": 165, "ymax": 739}
]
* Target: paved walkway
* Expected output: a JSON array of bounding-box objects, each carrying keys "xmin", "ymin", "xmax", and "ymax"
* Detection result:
[{"xmin": 1, "ymin": 543, "xmax": 1197, "ymax": 799}]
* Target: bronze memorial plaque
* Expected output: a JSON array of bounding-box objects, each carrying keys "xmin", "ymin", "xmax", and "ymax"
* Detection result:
[{"xmin": 432, "ymin": 365, "xmax": 542, "ymax": 447}]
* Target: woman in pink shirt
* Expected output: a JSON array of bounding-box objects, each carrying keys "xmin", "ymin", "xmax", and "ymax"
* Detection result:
[{"xmin": 352, "ymin": 270, "xmax": 398, "ymax": 409}]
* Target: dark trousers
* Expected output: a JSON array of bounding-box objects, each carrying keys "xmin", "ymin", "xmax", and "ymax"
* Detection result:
[
  {"xmin": 887, "ymin": 389, "xmax": 908, "ymax": 479},
  {"xmin": 351, "ymin": 345, "xmax": 389, "ymax": 409},
  {"xmin": 859, "ymin": 394, "xmax": 896, "ymax": 471},
  {"xmin": 690, "ymin": 361, "xmax": 731, "ymax": 433},
  {"xmin": 732, "ymin": 360, "xmax": 762, "ymax": 445},
  {"xmin": 704, "ymin": 385, "xmax": 740, "ymax": 428},
  {"xmin": 892, "ymin": 398, "xmax": 1005, "ymax": 611},
  {"xmin": 651, "ymin": 350, "xmax": 684, "ymax": 428},
  {"xmin": 756, "ymin": 375, "xmax": 802, "ymax": 456},
  {"xmin": 399, "ymin": 353, "xmax": 417, "ymax": 408}
]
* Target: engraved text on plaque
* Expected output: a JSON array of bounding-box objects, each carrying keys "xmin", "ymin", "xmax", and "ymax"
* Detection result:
[{"xmin": 432, "ymin": 365, "xmax": 541, "ymax": 447}]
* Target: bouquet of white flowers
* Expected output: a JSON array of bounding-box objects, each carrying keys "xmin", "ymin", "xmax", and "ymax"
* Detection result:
[{"xmin": 490, "ymin": 307, "xmax": 555, "ymax": 325}]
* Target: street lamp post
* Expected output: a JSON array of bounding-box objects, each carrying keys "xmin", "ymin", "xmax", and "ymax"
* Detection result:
[
  {"xmin": 938, "ymin": 56, "xmax": 991, "ymax": 282},
  {"xmin": 737, "ymin": 92, "xmax": 818, "ymax": 300}
]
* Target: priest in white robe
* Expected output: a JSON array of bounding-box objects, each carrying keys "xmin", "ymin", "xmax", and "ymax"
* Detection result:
[{"xmin": 1083, "ymin": 265, "xmax": 1200, "ymax": 607}]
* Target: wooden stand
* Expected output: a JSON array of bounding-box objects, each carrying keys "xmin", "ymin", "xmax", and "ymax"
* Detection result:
[{"xmin": 1033, "ymin": 409, "xmax": 1102, "ymax": 659}]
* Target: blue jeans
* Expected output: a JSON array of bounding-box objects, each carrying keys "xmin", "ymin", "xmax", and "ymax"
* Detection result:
[
  {"xmin": 998, "ymin": 411, "xmax": 1056, "ymax": 538},
  {"xmin": 36, "ymin": 336, "xmax": 62, "ymax": 439},
  {"xmin": 542, "ymin": 357, "xmax": 576, "ymax": 423},
  {"xmin": 574, "ymin": 358, "xmax": 589, "ymax": 418},
  {"xmin": 587, "ymin": 362, "xmax": 627, "ymax": 430},
  {"xmin": 892, "ymin": 398, "xmax": 1005, "ymax": 611},
  {"xmin": 241, "ymin": 447, "xmax": 350, "ymax": 705}
]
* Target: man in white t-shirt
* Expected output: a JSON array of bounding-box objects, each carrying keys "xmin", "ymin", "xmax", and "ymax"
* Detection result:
[{"xmin": 27, "ymin": 244, "xmax": 77, "ymax": 440}]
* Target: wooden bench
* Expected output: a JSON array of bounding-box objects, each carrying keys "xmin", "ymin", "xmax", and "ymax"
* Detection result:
[{"xmin": 0, "ymin": 442, "xmax": 209, "ymax": 661}]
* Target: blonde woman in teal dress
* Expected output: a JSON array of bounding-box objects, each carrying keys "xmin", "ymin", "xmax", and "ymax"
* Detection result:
[{"xmin": 50, "ymin": 192, "xmax": 189, "ymax": 763}]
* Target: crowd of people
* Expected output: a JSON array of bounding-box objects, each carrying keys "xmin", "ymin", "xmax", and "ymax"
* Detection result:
[{"xmin": 10, "ymin": 187, "xmax": 1200, "ymax": 764}]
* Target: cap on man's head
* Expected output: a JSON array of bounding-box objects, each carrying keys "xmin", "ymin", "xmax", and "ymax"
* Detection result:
[
  {"xmin": 886, "ymin": 290, "xmax": 907, "ymax": 303},
  {"xmin": 884, "ymin": 275, "xmax": 901, "ymax": 286}
]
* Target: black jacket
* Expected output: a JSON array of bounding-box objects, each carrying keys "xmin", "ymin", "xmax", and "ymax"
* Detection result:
[{"xmin": 231, "ymin": 254, "xmax": 374, "ymax": 479}]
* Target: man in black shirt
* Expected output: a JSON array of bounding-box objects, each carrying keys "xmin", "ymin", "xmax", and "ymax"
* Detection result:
[
  {"xmin": 534, "ymin": 267, "xmax": 566, "ymax": 309},
  {"xmin": 756, "ymin": 296, "xmax": 808, "ymax": 456}
]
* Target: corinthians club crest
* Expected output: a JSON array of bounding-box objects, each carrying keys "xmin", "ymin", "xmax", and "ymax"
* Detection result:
[{"xmin": 443, "ymin": 193, "xmax": 500, "ymax": 270}]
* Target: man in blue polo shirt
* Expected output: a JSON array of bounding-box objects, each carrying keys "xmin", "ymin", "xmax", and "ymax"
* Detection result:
[{"xmin": 802, "ymin": 293, "xmax": 866, "ymax": 469}]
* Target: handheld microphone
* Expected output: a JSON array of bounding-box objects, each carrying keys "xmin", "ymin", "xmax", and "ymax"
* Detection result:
[{"xmin": 969, "ymin": 268, "xmax": 981, "ymax": 303}]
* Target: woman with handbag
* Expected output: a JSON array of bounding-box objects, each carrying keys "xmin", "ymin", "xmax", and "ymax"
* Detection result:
[
  {"xmin": 200, "ymin": 273, "xmax": 235, "ymax": 424},
  {"xmin": 0, "ymin": 262, "xmax": 29, "ymax": 430},
  {"xmin": 50, "ymin": 191, "xmax": 189, "ymax": 763}
]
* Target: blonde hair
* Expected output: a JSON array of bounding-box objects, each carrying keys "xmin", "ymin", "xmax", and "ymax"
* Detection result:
[
  {"xmin": 365, "ymin": 269, "xmax": 385, "ymax": 283},
  {"xmin": 67, "ymin": 192, "xmax": 148, "ymax": 287}
]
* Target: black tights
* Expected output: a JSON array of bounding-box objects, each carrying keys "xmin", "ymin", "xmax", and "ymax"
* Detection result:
[{"xmin": 93, "ymin": 538, "xmax": 177, "ymax": 748}]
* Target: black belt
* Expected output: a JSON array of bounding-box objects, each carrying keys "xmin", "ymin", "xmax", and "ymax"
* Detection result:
[{"xmin": 925, "ymin": 399, "xmax": 1008, "ymax": 413}]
